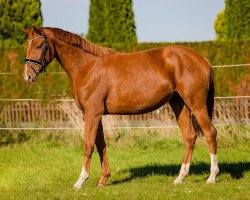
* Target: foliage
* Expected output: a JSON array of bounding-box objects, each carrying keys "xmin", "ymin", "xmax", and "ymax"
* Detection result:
[
  {"xmin": 214, "ymin": 0, "xmax": 250, "ymax": 41},
  {"xmin": 86, "ymin": 0, "xmax": 106, "ymax": 43},
  {"xmin": 0, "ymin": 130, "xmax": 30, "ymax": 146},
  {"xmin": 86, "ymin": 0, "xmax": 137, "ymax": 48},
  {"xmin": 104, "ymin": 0, "xmax": 137, "ymax": 48},
  {"xmin": 214, "ymin": 9, "xmax": 225, "ymax": 41},
  {"xmin": 0, "ymin": 0, "xmax": 42, "ymax": 44}
]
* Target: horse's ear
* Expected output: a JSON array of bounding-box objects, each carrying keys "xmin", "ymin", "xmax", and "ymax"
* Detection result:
[
  {"xmin": 21, "ymin": 28, "xmax": 31, "ymax": 36},
  {"xmin": 32, "ymin": 25, "xmax": 42, "ymax": 34}
]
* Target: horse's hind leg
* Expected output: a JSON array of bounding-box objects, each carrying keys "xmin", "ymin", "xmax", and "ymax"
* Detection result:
[
  {"xmin": 169, "ymin": 94, "xmax": 197, "ymax": 184},
  {"xmin": 190, "ymin": 106, "xmax": 219, "ymax": 183},
  {"xmin": 95, "ymin": 120, "xmax": 110, "ymax": 187},
  {"xmin": 179, "ymin": 85, "xmax": 219, "ymax": 183}
]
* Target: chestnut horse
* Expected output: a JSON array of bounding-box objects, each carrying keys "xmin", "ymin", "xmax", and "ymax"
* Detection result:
[{"xmin": 21, "ymin": 27, "xmax": 219, "ymax": 189}]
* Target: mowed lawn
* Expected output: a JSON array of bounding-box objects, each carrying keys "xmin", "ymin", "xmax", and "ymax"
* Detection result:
[{"xmin": 0, "ymin": 131, "xmax": 249, "ymax": 200}]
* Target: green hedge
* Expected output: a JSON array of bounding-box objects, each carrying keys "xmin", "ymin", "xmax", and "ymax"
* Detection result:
[{"xmin": 0, "ymin": 40, "xmax": 249, "ymax": 98}]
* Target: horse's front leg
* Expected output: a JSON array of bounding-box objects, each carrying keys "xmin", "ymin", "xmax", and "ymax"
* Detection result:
[
  {"xmin": 73, "ymin": 109, "xmax": 103, "ymax": 190},
  {"xmin": 95, "ymin": 120, "xmax": 110, "ymax": 186}
]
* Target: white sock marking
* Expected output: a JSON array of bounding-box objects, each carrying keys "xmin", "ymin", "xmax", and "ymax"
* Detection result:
[
  {"xmin": 174, "ymin": 163, "xmax": 190, "ymax": 184},
  {"xmin": 207, "ymin": 153, "xmax": 219, "ymax": 183},
  {"xmin": 73, "ymin": 167, "xmax": 89, "ymax": 190}
]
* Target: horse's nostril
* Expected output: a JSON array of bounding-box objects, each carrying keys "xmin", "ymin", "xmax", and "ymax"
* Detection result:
[{"xmin": 27, "ymin": 75, "xmax": 32, "ymax": 81}]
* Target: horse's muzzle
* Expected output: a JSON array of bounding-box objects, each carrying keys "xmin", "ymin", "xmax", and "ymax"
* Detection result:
[{"xmin": 23, "ymin": 73, "xmax": 37, "ymax": 83}]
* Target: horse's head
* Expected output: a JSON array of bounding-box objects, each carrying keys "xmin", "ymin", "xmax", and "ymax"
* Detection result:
[{"xmin": 22, "ymin": 26, "xmax": 54, "ymax": 83}]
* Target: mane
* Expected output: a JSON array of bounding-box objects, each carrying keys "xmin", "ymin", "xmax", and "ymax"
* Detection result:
[{"xmin": 45, "ymin": 27, "xmax": 116, "ymax": 57}]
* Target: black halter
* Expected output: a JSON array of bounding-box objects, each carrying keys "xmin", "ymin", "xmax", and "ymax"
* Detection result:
[{"xmin": 24, "ymin": 35, "xmax": 49, "ymax": 74}]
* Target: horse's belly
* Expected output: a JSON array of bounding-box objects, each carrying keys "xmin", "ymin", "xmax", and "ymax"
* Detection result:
[{"xmin": 105, "ymin": 84, "xmax": 174, "ymax": 115}]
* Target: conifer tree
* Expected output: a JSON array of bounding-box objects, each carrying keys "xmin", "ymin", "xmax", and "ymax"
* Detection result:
[
  {"xmin": 87, "ymin": 0, "xmax": 137, "ymax": 48},
  {"xmin": 105, "ymin": 0, "xmax": 137, "ymax": 48},
  {"xmin": 214, "ymin": 9, "xmax": 225, "ymax": 41},
  {"xmin": 86, "ymin": 0, "xmax": 106, "ymax": 43},
  {"xmin": 0, "ymin": 0, "xmax": 43, "ymax": 43},
  {"xmin": 214, "ymin": 0, "xmax": 250, "ymax": 41}
]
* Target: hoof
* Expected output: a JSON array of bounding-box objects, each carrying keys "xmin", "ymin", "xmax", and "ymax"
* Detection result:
[
  {"xmin": 73, "ymin": 183, "xmax": 82, "ymax": 191},
  {"xmin": 173, "ymin": 175, "xmax": 185, "ymax": 185},
  {"xmin": 173, "ymin": 179, "xmax": 183, "ymax": 185},
  {"xmin": 206, "ymin": 178, "xmax": 216, "ymax": 184},
  {"xmin": 97, "ymin": 183, "xmax": 106, "ymax": 188}
]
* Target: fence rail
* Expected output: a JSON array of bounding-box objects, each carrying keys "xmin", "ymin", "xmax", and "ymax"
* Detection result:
[{"xmin": 0, "ymin": 96, "xmax": 249, "ymax": 130}]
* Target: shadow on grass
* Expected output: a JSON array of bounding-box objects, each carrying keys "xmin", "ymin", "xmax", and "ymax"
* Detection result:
[{"xmin": 111, "ymin": 161, "xmax": 250, "ymax": 185}]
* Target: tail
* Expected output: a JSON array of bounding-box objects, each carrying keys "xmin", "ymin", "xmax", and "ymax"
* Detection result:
[
  {"xmin": 207, "ymin": 70, "xmax": 215, "ymax": 120},
  {"xmin": 192, "ymin": 69, "xmax": 215, "ymax": 135}
]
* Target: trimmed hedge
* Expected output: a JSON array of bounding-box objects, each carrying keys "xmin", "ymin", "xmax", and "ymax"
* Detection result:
[{"xmin": 0, "ymin": 41, "xmax": 249, "ymax": 98}]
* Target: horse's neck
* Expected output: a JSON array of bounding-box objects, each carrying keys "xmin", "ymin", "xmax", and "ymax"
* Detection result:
[{"xmin": 52, "ymin": 39, "xmax": 95, "ymax": 80}]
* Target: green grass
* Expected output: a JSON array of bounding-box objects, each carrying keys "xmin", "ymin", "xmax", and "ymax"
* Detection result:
[{"xmin": 0, "ymin": 131, "xmax": 249, "ymax": 200}]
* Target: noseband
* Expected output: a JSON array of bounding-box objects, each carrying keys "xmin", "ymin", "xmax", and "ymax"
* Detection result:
[{"xmin": 24, "ymin": 35, "xmax": 49, "ymax": 74}]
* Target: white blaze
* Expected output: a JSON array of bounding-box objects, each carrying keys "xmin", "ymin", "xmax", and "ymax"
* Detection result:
[
  {"xmin": 24, "ymin": 41, "xmax": 32, "ymax": 81},
  {"xmin": 24, "ymin": 64, "xmax": 29, "ymax": 81}
]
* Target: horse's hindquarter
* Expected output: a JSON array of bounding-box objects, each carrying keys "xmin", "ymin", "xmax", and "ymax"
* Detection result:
[
  {"xmin": 163, "ymin": 45, "xmax": 211, "ymax": 102},
  {"xmin": 105, "ymin": 49, "xmax": 175, "ymax": 114}
]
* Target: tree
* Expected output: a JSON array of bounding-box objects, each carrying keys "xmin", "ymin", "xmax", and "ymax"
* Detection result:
[
  {"xmin": 0, "ymin": 0, "xmax": 43, "ymax": 43},
  {"xmin": 214, "ymin": 0, "xmax": 250, "ymax": 41},
  {"xmin": 105, "ymin": 0, "xmax": 137, "ymax": 48},
  {"xmin": 214, "ymin": 9, "xmax": 225, "ymax": 41},
  {"xmin": 86, "ymin": 0, "xmax": 137, "ymax": 48},
  {"xmin": 86, "ymin": 0, "xmax": 106, "ymax": 43}
]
